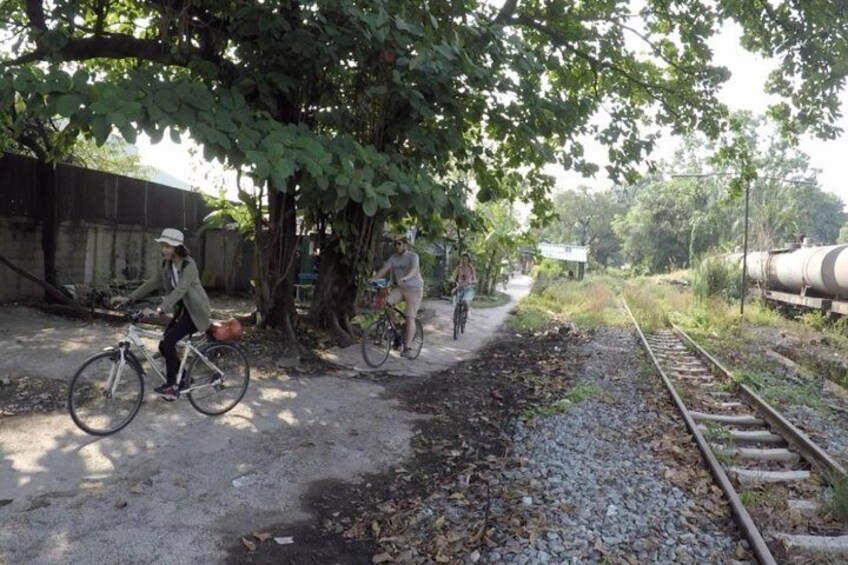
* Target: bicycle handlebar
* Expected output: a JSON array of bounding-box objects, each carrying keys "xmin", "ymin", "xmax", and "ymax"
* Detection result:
[{"xmin": 115, "ymin": 304, "xmax": 160, "ymax": 324}]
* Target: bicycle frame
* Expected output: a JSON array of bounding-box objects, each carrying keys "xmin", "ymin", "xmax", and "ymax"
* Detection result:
[{"xmin": 110, "ymin": 324, "xmax": 225, "ymax": 395}]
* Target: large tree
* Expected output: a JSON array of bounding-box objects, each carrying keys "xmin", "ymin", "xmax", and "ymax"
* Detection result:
[
  {"xmin": 539, "ymin": 186, "xmax": 627, "ymax": 268},
  {"xmin": 3, "ymin": 1, "xmax": 848, "ymax": 342}
]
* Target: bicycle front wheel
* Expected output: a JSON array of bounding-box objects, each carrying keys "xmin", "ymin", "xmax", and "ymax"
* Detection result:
[
  {"xmin": 362, "ymin": 319, "xmax": 392, "ymax": 368},
  {"xmin": 452, "ymin": 303, "xmax": 461, "ymax": 340},
  {"xmin": 187, "ymin": 342, "xmax": 250, "ymax": 416},
  {"xmin": 407, "ymin": 318, "xmax": 424, "ymax": 360},
  {"xmin": 460, "ymin": 304, "xmax": 468, "ymax": 333},
  {"xmin": 68, "ymin": 351, "xmax": 144, "ymax": 436}
]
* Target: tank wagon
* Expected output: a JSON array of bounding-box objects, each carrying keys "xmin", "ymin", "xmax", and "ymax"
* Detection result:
[{"xmin": 744, "ymin": 245, "xmax": 848, "ymax": 316}]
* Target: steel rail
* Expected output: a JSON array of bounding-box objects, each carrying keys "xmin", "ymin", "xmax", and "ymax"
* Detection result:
[
  {"xmin": 671, "ymin": 323, "xmax": 847, "ymax": 481},
  {"xmin": 622, "ymin": 300, "xmax": 777, "ymax": 565}
]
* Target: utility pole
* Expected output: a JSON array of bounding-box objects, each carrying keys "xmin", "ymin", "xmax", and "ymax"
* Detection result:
[{"xmin": 741, "ymin": 179, "xmax": 750, "ymax": 316}]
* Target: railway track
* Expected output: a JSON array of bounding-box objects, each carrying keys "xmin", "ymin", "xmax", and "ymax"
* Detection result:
[{"xmin": 623, "ymin": 301, "xmax": 848, "ymax": 564}]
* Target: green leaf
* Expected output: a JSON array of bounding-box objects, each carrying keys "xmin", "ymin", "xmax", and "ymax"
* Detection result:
[
  {"xmin": 362, "ymin": 198, "xmax": 378, "ymax": 217},
  {"xmin": 247, "ymin": 150, "xmax": 271, "ymax": 180},
  {"xmin": 149, "ymin": 127, "xmax": 164, "ymax": 144},
  {"xmin": 216, "ymin": 109, "xmax": 238, "ymax": 133},
  {"xmin": 349, "ymin": 183, "xmax": 363, "ymax": 203},
  {"xmin": 55, "ymin": 94, "xmax": 84, "ymax": 118},
  {"xmin": 91, "ymin": 117, "xmax": 111, "ymax": 146},
  {"xmin": 72, "ymin": 69, "xmax": 89, "ymax": 91},
  {"xmin": 271, "ymin": 158, "xmax": 296, "ymax": 184},
  {"xmin": 154, "ymin": 90, "xmax": 178, "ymax": 114},
  {"xmin": 117, "ymin": 123, "xmax": 137, "ymax": 144},
  {"xmin": 188, "ymin": 60, "xmax": 219, "ymax": 77}
]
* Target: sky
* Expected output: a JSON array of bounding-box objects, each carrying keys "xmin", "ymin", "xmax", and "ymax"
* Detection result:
[{"xmin": 136, "ymin": 22, "xmax": 848, "ymax": 209}]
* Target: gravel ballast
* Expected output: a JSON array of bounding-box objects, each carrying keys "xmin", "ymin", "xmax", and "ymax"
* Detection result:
[{"xmin": 476, "ymin": 327, "xmax": 752, "ymax": 564}]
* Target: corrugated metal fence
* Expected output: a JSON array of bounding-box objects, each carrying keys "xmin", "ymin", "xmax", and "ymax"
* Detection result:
[
  {"xmin": 0, "ymin": 153, "xmax": 208, "ymax": 228},
  {"xmin": 0, "ymin": 152, "xmax": 252, "ymax": 302}
]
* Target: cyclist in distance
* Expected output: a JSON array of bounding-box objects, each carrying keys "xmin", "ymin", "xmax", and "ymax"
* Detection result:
[
  {"xmin": 113, "ymin": 228, "xmax": 212, "ymax": 400},
  {"xmin": 453, "ymin": 252, "xmax": 477, "ymax": 312},
  {"xmin": 371, "ymin": 236, "xmax": 424, "ymax": 358}
]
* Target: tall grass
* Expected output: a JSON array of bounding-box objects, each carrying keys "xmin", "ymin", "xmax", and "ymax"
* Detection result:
[
  {"xmin": 622, "ymin": 275, "xmax": 692, "ymax": 333},
  {"xmin": 508, "ymin": 275, "xmax": 628, "ymax": 331},
  {"xmin": 690, "ymin": 255, "xmax": 743, "ymax": 304}
]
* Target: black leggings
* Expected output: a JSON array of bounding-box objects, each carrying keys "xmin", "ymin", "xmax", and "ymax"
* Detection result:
[{"xmin": 159, "ymin": 312, "xmax": 197, "ymax": 385}]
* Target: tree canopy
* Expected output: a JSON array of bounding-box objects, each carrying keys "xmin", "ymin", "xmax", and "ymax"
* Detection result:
[{"xmin": 4, "ymin": 1, "xmax": 848, "ymax": 333}]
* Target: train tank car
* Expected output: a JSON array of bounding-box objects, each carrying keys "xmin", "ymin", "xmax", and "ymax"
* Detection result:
[{"xmin": 746, "ymin": 245, "xmax": 848, "ymax": 316}]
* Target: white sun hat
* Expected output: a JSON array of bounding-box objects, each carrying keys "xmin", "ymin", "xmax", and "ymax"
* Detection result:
[{"xmin": 154, "ymin": 228, "xmax": 185, "ymax": 247}]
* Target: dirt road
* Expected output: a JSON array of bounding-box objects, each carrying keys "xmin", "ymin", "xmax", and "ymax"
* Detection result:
[{"xmin": 0, "ymin": 276, "xmax": 530, "ymax": 564}]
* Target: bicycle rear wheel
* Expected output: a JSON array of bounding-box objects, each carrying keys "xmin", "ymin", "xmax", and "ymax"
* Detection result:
[
  {"xmin": 187, "ymin": 342, "xmax": 250, "ymax": 416},
  {"xmin": 362, "ymin": 319, "xmax": 392, "ymax": 368},
  {"xmin": 407, "ymin": 318, "xmax": 424, "ymax": 359},
  {"xmin": 452, "ymin": 303, "xmax": 461, "ymax": 340},
  {"xmin": 460, "ymin": 304, "xmax": 468, "ymax": 333},
  {"xmin": 68, "ymin": 351, "xmax": 144, "ymax": 436}
]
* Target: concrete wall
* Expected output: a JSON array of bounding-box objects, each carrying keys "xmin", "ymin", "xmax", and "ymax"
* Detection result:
[
  {"xmin": 0, "ymin": 218, "xmax": 44, "ymax": 301},
  {"xmin": 0, "ymin": 219, "xmax": 205, "ymax": 302},
  {"xmin": 202, "ymin": 230, "xmax": 254, "ymax": 292}
]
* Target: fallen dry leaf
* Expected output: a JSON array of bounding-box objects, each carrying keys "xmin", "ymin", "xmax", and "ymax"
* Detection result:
[
  {"xmin": 241, "ymin": 537, "xmax": 256, "ymax": 552},
  {"xmin": 252, "ymin": 531, "xmax": 272, "ymax": 542},
  {"xmin": 593, "ymin": 538, "xmax": 610, "ymax": 556},
  {"xmin": 372, "ymin": 552, "xmax": 393, "ymax": 563}
]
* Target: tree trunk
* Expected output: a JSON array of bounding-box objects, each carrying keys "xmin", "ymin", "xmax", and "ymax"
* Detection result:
[
  {"xmin": 311, "ymin": 244, "xmax": 358, "ymax": 347},
  {"xmin": 254, "ymin": 189, "xmax": 302, "ymax": 352},
  {"xmin": 37, "ymin": 161, "xmax": 58, "ymax": 297},
  {"xmin": 310, "ymin": 204, "xmax": 381, "ymax": 346}
]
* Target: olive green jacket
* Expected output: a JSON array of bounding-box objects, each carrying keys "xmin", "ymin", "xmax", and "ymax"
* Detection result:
[{"xmin": 128, "ymin": 256, "xmax": 211, "ymax": 331}]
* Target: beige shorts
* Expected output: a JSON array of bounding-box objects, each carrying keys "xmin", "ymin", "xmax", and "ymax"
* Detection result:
[{"xmin": 388, "ymin": 286, "xmax": 423, "ymax": 319}]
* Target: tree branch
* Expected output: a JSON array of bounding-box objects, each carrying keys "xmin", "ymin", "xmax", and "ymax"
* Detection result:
[
  {"xmin": 495, "ymin": 0, "xmax": 520, "ymax": 24},
  {"xmin": 618, "ymin": 22, "xmax": 704, "ymax": 76},
  {"xmin": 24, "ymin": 0, "xmax": 47, "ymax": 34},
  {"xmin": 508, "ymin": 14, "xmax": 699, "ymax": 123},
  {"xmin": 6, "ymin": 34, "xmax": 237, "ymax": 82}
]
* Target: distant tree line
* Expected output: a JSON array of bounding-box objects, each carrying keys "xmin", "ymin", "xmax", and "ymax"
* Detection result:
[{"xmin": 538, "ymin": 114, "xmax": 847, "ymax": 274}]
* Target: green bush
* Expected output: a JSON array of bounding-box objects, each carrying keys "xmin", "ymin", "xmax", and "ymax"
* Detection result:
[
  {"xmin": 690, "ymin": 256, "xmax": 743, "ymax": 304},
  {"xmin": 797, "ymin": 310, "xmax": 827, "ymax": 331},
  {"xmin": 532, "ymin": 258, "xmax": 565, "ymax": 280}
]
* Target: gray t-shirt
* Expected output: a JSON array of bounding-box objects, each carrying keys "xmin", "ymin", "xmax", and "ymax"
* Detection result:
[{"xmin": 385, "ymin": 251, "xmax": 424, "ymax": 288}]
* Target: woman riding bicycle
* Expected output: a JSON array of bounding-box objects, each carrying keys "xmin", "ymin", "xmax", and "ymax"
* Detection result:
[
  {"xmin": 371, "ymin": 236, "xmax": 423, "ymax": 359},
  {"xmin": 113, "ymin": 228, "xmax": 211, "ymax": 400},
  {"xmin": 452, "ymin": 252, "xmax": 477, "ymax": 310}
]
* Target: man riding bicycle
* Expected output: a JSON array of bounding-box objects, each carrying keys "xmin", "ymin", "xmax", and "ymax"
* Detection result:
[
  {"xmin": 452, "ymin": 252, "xmax": 477, "ymax": 309},
  {"xmin": 371, "ymin": 236, "xmax": 423, "ymax": 359}
]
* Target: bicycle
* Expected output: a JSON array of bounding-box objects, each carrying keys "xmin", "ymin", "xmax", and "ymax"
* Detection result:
[
  {"xmin": 360, "ymin": 282, "xmax": 424, "ymax": 368},
  {"xmin": 67, "ymin": 310, "xmax": 250, "ymax": 436},
  {"xmin": 452, "ymin": 284, "xmax": 473, "ymax": 340}
]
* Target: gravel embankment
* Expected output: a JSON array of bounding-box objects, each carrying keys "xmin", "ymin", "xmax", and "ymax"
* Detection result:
[{"xmin": 478, "ymin": 328, "xmax": 751, "ymax": 564}]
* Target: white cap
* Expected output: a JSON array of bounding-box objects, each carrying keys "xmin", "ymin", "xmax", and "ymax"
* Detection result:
[{"xmin": 155, "ymin": 228, "xmax": 185, "ymax": 247}]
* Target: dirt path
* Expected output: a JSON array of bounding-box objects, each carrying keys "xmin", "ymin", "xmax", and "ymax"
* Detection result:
[{"xmin": 0, "ymin": 276, "xmax": 531, "ymax": 565}]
